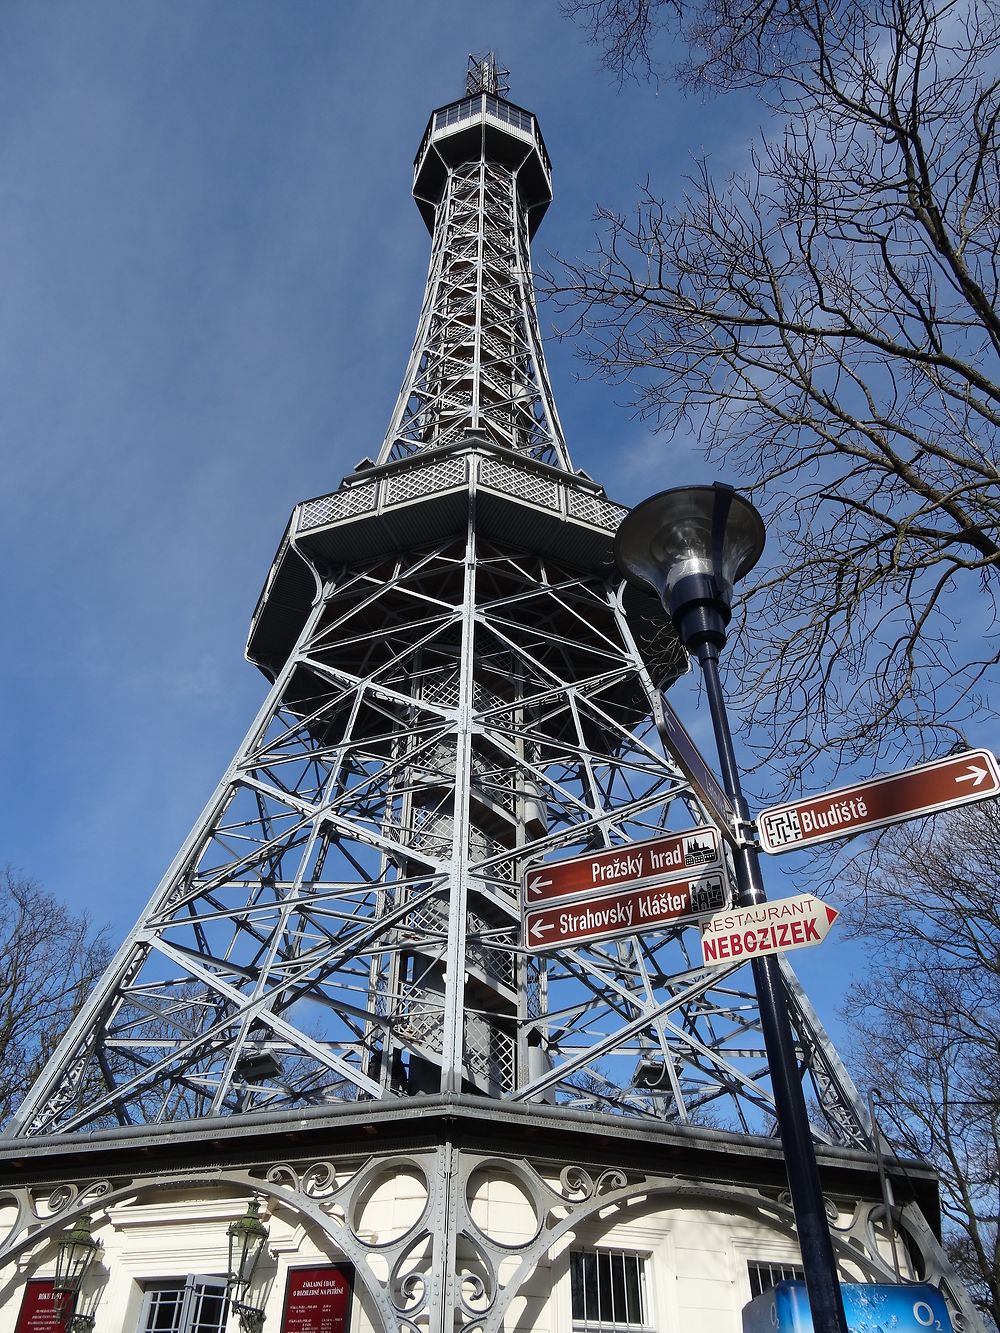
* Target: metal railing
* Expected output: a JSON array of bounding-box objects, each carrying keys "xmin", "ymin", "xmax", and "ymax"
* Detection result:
[{"xmin": 297, "ymin": 451, "xmax": 624, "ymax": 536}]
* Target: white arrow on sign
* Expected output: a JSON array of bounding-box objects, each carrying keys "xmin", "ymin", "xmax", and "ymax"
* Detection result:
[
  {"xmin": 700, "ymin": 893, "xmax": 838, "ymax": 967},
  {"xmin": 955, "ymin": 763, "xmax": 990, "ymax": 786},
  {"xmin": 526, "ymin": 873, "xmax": 554, "ymax": 897},
  {"xmin": 529, "ymin": 919, "xmax": 556, "ymax": 941}
]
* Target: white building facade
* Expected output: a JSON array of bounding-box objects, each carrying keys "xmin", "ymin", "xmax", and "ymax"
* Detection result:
[{"xmin": 0, "ymin": 1099, "xmax": 958, "ymax": 1333}]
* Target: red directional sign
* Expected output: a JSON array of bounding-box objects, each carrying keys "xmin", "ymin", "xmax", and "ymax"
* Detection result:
[
  {"xmin": 756, "ymin": 748, "xmax": 1000, "ymax": 854},
  {"xmin": 523, "ymin": 871, "xmax": 728, "ymax": 952},
  {"xmin": 522, "ymin": 826, "xmax": 723, "ymax": 908},
  {"xmin": 653, "ymin": 695, "xmax": 739, "ymax": 842},
  {"xmin": 700, "ymin": 894, "xmax": 839, "ymax": 966}
]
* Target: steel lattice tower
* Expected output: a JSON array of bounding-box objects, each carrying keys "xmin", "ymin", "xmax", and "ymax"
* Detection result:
[{"xmin": 5, "ymin": 57, "xmax": 869, "ymax": 1149}]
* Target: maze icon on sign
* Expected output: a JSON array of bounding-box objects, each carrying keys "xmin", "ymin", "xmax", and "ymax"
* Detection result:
[{"xmin": 758, "ymin": 809, "xmax": 803, "ymax": 848}]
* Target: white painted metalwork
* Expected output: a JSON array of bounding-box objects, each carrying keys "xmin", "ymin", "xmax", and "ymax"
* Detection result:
[
  {"xmin": 384, "ymin": 77, "xmax": 565, "ymax": 469},
  {"xmin": 7, "ymin": 70, "xmax": 869, "ymax": 1151},
  {"xmin": 0, "ymin": 1118, "xmax": 984, "ymax": 1333},
  {"xmin": 1, "ymin": 64, "xmax": 987, "ymax": 1333}
]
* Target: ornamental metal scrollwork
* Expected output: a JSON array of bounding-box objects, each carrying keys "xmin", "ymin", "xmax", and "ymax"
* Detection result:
[
  {"xmin": 595, "ymin": 1168, "xmax": 629, "ymax": 1195},
  {"xmin": 40, "ymin": 1180, "xmax": 111, "ymax": 1220},
  {"xmin": 558, "ymin": 1165, "xmax": 595, "ymax": 1200},
  {"xmin": 777, "ymin": 1188, "xmax": 839, "ymax": 1225},
  {"xmin": 394, "ymin": 1271, "xmax": 426, "ymax": 1313},
  {"xmin": 299, "ymin": 1161, "xmax": 339, "ymax": 1198},
  {"xmin": 44, "ymin": 1184, "xmax": 78, "ymax": 1215},
  {"xmin": 265, "ymin": 1161, "xmax": 340, "ymax": 1199},
  {"xmin": 558, "ymin": 1165, "xmax": 633, "ymax": 1201},
  {"xmin": 264, "ymin": 1164, "xmax": 298, "ymax": 1190},
  {"xmin": 389, "ymin": 1236, "xmax": 435, "ymax": 1322},
  {"xmin": 79, "ymin": 1180, "xmax": 112, "ymax": 1206},
  {"xmin": 457, "ymin": 1233, "xmax": 497, "ymax": 1319},
  {"xmin": 459, "ymin": 1269, "xmax": 491, "ymax": 1314}
]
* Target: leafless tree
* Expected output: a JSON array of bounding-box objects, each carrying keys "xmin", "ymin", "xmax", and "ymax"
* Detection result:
[
  {"xmin": 836, "ymin": 800, "xmax": 999, "ymax": 1326},
  {"xmin": 564, "ymin": 0, "xmax": 826, "ymax": 89},
  {"xmin": 564, "ymin": 0, "xmax": 671, "ymax": 82},
  {"xmin": 555, "ymin": 0, "xmax": 1000, "ymax": 786},
  {"xmin": 0, "ymin": 868, "xmax": 112, "ymax": 1128}
]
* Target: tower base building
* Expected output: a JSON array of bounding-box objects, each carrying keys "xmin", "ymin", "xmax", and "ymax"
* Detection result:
[
  {"xmin": 0, "ymin": 1098, "xmax": 965, "ymax": 1333},
  {"xmin": 0, "ymin": 58, "xmax": 982, "ymax": 1333}
]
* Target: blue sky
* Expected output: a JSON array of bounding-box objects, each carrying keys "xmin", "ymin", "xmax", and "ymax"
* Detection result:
[{"xmin": 1, "ymin": 2, "xmax": 860, "ymax": 1037}]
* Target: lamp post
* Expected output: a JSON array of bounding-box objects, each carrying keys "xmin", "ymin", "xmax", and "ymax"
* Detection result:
[
  {"xmin": 615, "ymin": 483, "xmax": 850, "ymax": 1333},
  {"xmin": 53, "ymin": 1215, "xmax": 102, "ymax": 1329}
]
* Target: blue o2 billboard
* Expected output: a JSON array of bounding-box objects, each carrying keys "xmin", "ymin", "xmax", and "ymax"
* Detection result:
[{"xmin": 743, "ymin": 1282, "xmax": 953, "ymax": 1333}]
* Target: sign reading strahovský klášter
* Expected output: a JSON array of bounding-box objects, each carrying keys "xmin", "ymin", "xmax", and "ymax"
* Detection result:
[{"xmin": 524, "ymin": 871, "xmax": 728, "ymax": 951}]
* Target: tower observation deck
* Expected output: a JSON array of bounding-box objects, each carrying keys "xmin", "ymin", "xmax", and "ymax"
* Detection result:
[{"xmin": 7, "ymin": 57, "xmax": 863, "ymax": 1144}]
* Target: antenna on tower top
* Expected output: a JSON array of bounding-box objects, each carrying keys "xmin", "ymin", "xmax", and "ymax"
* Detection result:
[{"xmin": 466, "ymin": 51, "xmax": 510, "ymax": 96}]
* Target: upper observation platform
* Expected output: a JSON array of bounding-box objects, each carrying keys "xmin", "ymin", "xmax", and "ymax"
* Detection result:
[{"xmin": 413, "ymin": 90, "xmax": 553, "ymax": 237}]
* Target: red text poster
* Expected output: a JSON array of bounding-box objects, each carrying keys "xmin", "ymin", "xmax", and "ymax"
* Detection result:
[
  {"xmin": 14, "ymin": 1282, "xmax": 71, "ymax": 1333},
  {"xmin": 281, "ymin": 1265, "xmax": 354, "ymax": 1333}
]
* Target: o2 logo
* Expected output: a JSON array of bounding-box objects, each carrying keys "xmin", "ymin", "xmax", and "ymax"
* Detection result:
[
  {"xmin": 913, "ymin": 1299, "xmax": 946, "ymax": 1331},
  {"xmin": 746, "ymin": 1281, "xmax": 954, "ymax": 1333}
]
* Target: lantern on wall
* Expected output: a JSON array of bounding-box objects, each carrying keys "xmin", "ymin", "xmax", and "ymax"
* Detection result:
[
  {"xmin": 53, "ymin": 1215, "xmax": 102, "ymax": 1326},
  {"xmin": 226, "ymin": 1197, "xmax": 271, "ymax": 1333}
]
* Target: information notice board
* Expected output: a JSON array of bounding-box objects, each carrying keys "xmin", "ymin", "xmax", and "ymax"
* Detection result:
[
  {"xmin": 13, "ymin": 1281, "xmax": 70, "ymax": 1333},
  {"xmin": 280, "ymin": 1265, "xmax": 354, "ymax": 1333}
]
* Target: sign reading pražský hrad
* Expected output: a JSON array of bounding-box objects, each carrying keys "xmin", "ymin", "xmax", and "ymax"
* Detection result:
[
  {"xmin": 700, "ymin": 894, "xmax": 839, "ymax": 966},
  {"xmin": 521, "ymin": 826, "xmax": 723, "ymax": 907},
  {"xmin": 756, "ymin": 749, "xmax": 1000, "ymax": 854}
]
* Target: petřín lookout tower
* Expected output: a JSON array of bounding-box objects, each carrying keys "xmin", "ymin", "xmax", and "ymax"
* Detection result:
[{"xmin": 0, "ymin": 56, "xmax": 981, "ymax": 1333}]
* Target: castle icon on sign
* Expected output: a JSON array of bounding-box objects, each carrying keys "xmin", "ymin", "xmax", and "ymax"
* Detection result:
[{"xmin": 684, "ymin": 835, "xmax": 717, "ymax": 866}]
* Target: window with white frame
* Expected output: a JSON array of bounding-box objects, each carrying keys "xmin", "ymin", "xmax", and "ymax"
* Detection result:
[
  {"xmin": 571, "ymin": 1250, "xmax": 652, "ymax": 1332},
  {"xmin": 747, "ymin": 1260, "xmax": 805, "ymax": 1299},
  {"xmin": 138, "ymin": 1276, "xmax": 229, "ymax": 1333}
]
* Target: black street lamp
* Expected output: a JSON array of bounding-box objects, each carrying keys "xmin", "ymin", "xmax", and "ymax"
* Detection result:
[{"xmin": 615, "ymin": 482, "xmax": 850, "ymax": 1333}]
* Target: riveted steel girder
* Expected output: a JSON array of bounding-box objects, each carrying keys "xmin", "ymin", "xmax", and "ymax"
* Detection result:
[
  {"xmin": 6, "ymin": 493, "xmax": 868, "ymax": 1144},
  {"xmin": 10, "ymin": 83, "xmax": 869, "ymax": 1158}
]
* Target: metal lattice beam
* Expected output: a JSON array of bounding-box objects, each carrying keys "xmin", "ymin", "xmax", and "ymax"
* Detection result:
[
  {"xmin": 7, "ymin": 82, "xmax": 869, "ymax": 1153},
  {"xmin": 7, "ymin": 530, "xmax": 867, "ymax": 1144}
]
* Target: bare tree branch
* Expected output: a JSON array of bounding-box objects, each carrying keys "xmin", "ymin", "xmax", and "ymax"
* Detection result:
[
  {"xmin": 553, "ymin": 0, "xmax": 1000, "ymax": 783},
  {"xmin": 0, "ymin": 867, "xmax": 112, "ymax": 1128},
  {"xmin": 835, "ymin": 802, "xmax": 1000, "ymax": 1326}
]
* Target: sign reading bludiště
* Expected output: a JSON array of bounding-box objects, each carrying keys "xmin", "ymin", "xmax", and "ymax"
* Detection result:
[{"xmin": 757, "ymin": 750, "xmax": 1000, "ymax": 854}]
